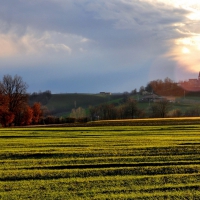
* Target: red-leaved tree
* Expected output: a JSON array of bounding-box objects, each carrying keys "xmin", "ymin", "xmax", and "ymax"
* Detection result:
[
  {"xmin": 32, "ymin": 102, "xmax": 42, "ymax": 124},
  {"xmin": 0, "ymin": 94, "xmax": 15, "ymax": 127},
  {"xmin": 21, "ymin": 106, "xmax": 33, "ymax": 125},
  {"xmin": 0, "ymin": 75, "xmax": 28, "ymax": 126}
]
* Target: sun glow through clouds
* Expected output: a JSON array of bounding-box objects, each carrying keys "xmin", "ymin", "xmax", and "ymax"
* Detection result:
[
  {"xmin": 157, "ymin": 0, "xmax": 200, "ymax": 73},
  {"xmin": 173, "ymin": 35, "xmax": 200, "ymax": 69},
  {"xmin": 182, "ymin": 47, "xmax": 190, "ymax": 54}
]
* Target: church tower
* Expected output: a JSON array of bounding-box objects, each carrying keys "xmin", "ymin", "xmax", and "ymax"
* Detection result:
[{"xmin": 198, "ymin": 72, "xmax": 200, "ymax": 81}]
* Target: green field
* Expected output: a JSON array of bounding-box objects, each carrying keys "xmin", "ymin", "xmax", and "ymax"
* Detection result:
[{"xmin": 1, "ymin": 125, "xmax": 200, "ymax": 199}]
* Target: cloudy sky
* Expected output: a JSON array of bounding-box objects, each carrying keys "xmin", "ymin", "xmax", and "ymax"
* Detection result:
[{"xmin": 0, "ymin": 0, "xmax": 200, "ymax": 93}]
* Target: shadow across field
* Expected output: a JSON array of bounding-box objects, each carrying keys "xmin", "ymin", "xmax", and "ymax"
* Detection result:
[
  {"xmin": 0, "ymin": 136, "xmax": 46, "ymax": 139},
  {"xmin": 1, "ymin": 164, "xmax": 199, "ymax": 181},
  {"xmin": 22, "ymin": 161, "xmax": 200, "ymax": 170}
]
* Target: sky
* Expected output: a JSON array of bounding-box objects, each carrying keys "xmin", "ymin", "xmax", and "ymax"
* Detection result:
[{"xmin": 0, "ymin": 0, "xmax": 200, "ymax": 93}]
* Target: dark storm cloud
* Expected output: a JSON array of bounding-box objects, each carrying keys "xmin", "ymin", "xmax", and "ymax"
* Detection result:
[{"xmin": 0, "ymin": 0, "xmax": 187, "ymax": 39}]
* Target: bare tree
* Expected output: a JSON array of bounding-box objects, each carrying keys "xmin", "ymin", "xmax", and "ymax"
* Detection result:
[
  {"xmin": 150, "ymin": 99, "xmax": 171, "ymax": 118},
  {"xmin": 131, "ymin": 88, "xmax": 137, "ymax": 95},
  {"xmin": 116, "ymin": 104, "xmax": 127, "ymax": 119},
  {"xmin": 89, "ymin": 106, "xmax": 98, "ymax": 121},
  {"xmin": 70, "ymin": 107, "xmax": 86, "ymax": 118},
  {"xmin": 124, "ymin": 98, "xmax": 138, "ymax": 118},
  {"xmin": 0, "ymin": 75, "xmax": 28, "ymax": 125},
  {"xmin": 139, "ymin": 86, "xmax": 145, "ymax": 95}
]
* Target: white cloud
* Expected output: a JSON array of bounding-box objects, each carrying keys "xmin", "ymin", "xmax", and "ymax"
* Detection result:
[
  {"xmin": 45, "ymin": 43, "xmax": 71, "ymax": 53},
  {"xmin": 0, "ymin": 0, "xmax": 200, "ymax": 92},
  {"xmin": 0, "ymin": 26, "xmax": 94, "ymax": 57}
]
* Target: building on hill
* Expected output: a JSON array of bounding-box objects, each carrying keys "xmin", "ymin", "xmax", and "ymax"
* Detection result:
[
  {"xmin": 187, "ymin": 72, "xmax": 200, "ymax": 85},
  {"xmin": 180, "ymin": 72, "xmax": 200, "ymax": 91},
  {"xmin": 142, "ymin": 91, "xmax": 153, "ymax": 95},
  {"xmin": 99, "ymin": 92, "xmax": 112, "ymax": 95},
  {"xmin": 139, "ymin": 94, "xmax": 164, "ymax": 102}
]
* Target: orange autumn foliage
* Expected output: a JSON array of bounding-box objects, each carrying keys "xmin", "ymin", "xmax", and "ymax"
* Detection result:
[
  {"xmin": 21, "ymin": 106, "xmax": 33, "ymax": 125},
  {"xmin": 0, "ymin": 94, "xmax": 15, "ymax": 127},
  {"xmin": 0, "ymin": 75, "xmax": 43, "ymax": 126},
  {"xmin": 32, "ymin": 102, "xmax": 42, "ymax": 124}
]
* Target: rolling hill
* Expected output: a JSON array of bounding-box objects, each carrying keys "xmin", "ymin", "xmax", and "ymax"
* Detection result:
[
  {"xmin": 45, "ymin": 93, "xmax": 124, "ymax": 116},
  {"xmin": 30, "ymin": 92, "xmax": 200, "ymax": 117}
]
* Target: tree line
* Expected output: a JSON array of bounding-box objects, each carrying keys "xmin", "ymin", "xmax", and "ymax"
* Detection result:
[
  {"xmin": 29, "ymin": 90, "xmax": 52, "ymax": 105},
  {"xmin": 137, "ymin": 77, "xmax": 184, "ymax": 96},
  {"xmin": 89, "ymin": 98, "xmax": 144, "ymax": 120},
  {"xmin": 1, "ymin": 75, "xmax": 200, "ymax": 126}
]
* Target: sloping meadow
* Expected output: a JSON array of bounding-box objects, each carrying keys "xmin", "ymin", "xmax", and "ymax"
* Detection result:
[{"xmin": 1, "ymin": 125, "xmax": 200, "ymax": 199}]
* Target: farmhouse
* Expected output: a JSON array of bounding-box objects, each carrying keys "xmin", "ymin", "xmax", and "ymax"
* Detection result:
[
  {"xmin": 139, "ymin": 94, "xmax": 165, "ymax": 102},
  {"xmin": 99, "ymin": 92, "xmax": 112, "ymax": 95}
]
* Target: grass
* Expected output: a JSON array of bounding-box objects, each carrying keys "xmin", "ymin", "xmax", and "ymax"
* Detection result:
[{"xmin": 1, "ymin": 125, "xmax": 200, "ymax": 199}]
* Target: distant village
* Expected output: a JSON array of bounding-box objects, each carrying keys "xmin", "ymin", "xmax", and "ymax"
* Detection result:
[{"xmin": 99, "ymin": 72, "xmax": 200, "ymax": 103}]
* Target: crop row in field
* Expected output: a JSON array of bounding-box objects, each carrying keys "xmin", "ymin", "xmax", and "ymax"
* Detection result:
[{"xmin": 1, "ymin": 125, "xmax": 200, "ymax": 199}]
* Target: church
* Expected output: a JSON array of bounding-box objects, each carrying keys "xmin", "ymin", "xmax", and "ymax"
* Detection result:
[
  {"xmin": 180, "ymin": 72, "xmax": 200, "ymax": 91},
  {"xmin": 188, "ymin": 72, "xmax": 200, "ymax": 86}
]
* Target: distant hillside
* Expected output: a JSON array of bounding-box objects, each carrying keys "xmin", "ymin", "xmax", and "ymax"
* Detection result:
[
  {"xmin": 29, "ymin": 92, "xmax": 200, "ymax": 118},
  {"xmin": 45, "ymin": 93, "xmax": 123, "ymax": 116}
]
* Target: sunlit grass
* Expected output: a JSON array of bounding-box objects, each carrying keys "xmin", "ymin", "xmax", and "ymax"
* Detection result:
[{"xmin": 1, "ymin": 125, "xmax": 200, "ymax": 199}]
